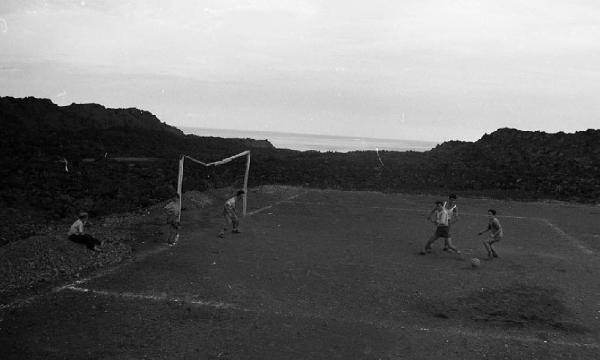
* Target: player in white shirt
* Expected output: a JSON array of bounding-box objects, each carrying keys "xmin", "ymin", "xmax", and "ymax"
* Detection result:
[
  {"xmin": 442, "ymin": 194, "xmax": 458, "ymax": 251},
  {"xmin": 218, "ymin": 190, "xmax": 245, "ymax": 238},
  {"xmin": 68, "ymin": 212, "xmax": 102, "ymax": 251},
  {"xmin": 421, "ymin": 201, "xmax": 461, "ymax": 255}
]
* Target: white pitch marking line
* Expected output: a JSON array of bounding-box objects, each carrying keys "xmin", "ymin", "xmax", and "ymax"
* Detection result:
[
  {"xmin": 0, "ymin": 294, "xmax": 39, "ymax": 312},
  {"xmin": 283, "ymin": 201, "xmax": 531, "ymax": 219},
  {"xmin": 540, "ymin": 219, "xmax": 594, "ymax": 255},
  {"xmin": 54, "ymin": 244, "xmax": 172, "ymax": 293},
  {"xmin": 285, "ymin": 199, "xmax": 594, "ymax": 255},
  {"xmin": 247, "ymin": 205, "xmax": 272, "ymax": 216},
  {"xmin": 1, "ymin": 243, "xmax": 173, "ymax": 312},
  {"xmin": 63, "ymin": 286, "xmax": 240, "ymax": 310},
  {"xmin": 3, "ymin": 192, "xmax": 308, "ymax": 312},
  {"xmin": 369, "ymin": 206, "xmax": 530, "ymax": 219},
  {"xmin": 247, "ymin": 191, "xmax": 308, "ymax": 217},
  {"xmin": 60, "ymin": 286, "xmax": 600, "ymax": 350}
]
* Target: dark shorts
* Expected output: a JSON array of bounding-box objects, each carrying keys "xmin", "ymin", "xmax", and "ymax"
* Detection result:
[
  {"xmin": 435, "ymin": 225, "xmax": 450, "ymax": 238},
  {"xmin": 69, "ymin": 234, "xmax": 101, "ymax": 250},
  {"xmin": 489, "ymin": 232, "xmax": 502, "ymax": 242}
]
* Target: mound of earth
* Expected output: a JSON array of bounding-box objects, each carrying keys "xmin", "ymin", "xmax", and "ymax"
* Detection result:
[
  {"xmin": 0, "ymin": 201, "xmax": 178, "ymax": 303},
  {"xmin": 0, "ymin": 188, "xmax": 265, "ymax": 305},
  {"xmin": 0, "ymin": 235, "xmax": 131, "ymax": 301}
]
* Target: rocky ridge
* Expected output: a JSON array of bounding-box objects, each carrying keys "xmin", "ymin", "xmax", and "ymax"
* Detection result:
[{"xmin": 1, "ymin": 96, "xmax": 598, "ymax": 248}]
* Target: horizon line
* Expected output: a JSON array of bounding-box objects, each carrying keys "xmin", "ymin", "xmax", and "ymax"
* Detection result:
[{"xmin": 178, "ymin": 126, "xmax": 443, "ymax": 145}]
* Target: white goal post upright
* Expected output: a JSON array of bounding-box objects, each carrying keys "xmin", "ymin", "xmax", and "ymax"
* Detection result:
[
  {"xmin": 243, "ymin": 151, "xmax": 251, "ymax": 216},
  {"xmin": 176, "ymin": 150, "xmax": 251, "ymax": 223}
]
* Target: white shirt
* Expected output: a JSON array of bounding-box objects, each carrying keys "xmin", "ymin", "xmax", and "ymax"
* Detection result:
[
  {"xmin": 435, "ymin": 208, "xmax": 449, "ymax": 226},
  {"xmin": 68, "ymin": 219, "xmax": 84, "ymax": 236},
  {"xmin": 225, "ymin": 196, "xmax": 236, "ymax": 209},
  {"xmin": 444, "ymin": 201, "xmax": 458, "ymax": 221}
]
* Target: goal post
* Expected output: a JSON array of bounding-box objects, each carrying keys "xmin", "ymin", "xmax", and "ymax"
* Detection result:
[{"xmin": 176, "ymin": 151, "xmax": 251, "ymax": 223}]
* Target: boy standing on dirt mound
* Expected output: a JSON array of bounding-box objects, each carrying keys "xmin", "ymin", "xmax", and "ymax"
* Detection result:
[
  {"xmin": 218, "ymin": 190, "xmax": 245, "ymax": 238},
  {"xmin": 478, "ymin": 209, "xmax": 503, "ymax": 258},
  {"xmin": 421, "ymin": 201, "xmax": 461, "ymax": 255}
]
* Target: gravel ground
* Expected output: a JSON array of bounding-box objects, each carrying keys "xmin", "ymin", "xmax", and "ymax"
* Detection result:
[{"xmin": 0, "ymin": 189, "xmax": 229, "ymax": 305}]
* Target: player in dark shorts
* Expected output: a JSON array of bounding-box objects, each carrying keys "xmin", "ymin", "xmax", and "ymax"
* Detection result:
[
  {"xmin": 421, "ymin": 201, "xmax": 461, "ymax": 255},
  {"xmin": 478, "ymin": 209, "xmax": 503, "ymax": 258}
]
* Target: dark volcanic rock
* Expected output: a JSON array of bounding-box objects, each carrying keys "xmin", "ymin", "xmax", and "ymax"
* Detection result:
[
  {"xmin": 429, "ymin": 127, "xmax": 600, "ymax": 200},
  {"xmin": 0, "ymin": 96, "xmax": 183, "ymax": 135},
  {"xmin": 1, "ymin": 97, "xmax": 599, "ymax": 248},
  {"xmin": 0, "ymin": 97, "xmax": 276, "ymax": 244}
]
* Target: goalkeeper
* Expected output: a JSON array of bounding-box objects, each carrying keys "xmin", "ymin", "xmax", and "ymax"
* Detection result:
[{"xmin": 218, "ymin": 190, "xmax": 245, "ymax": 238}]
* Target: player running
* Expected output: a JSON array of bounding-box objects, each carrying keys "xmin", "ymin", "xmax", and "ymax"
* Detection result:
[
  {"xmin": 421, "ymin": 201, "xmax": 461, "ymax": 255},
  {"xmin": 478, "ymin": 209, "xmax": 503, "ymax": 258},
  {"xmin": 218, "ymin": 190, "xmax": 245, "ymax": 238}
]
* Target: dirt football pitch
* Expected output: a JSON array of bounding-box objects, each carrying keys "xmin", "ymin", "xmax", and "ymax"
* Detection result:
[{"xmin": 1, "ymin": 186, "xmax": 599, "ymax": 359}]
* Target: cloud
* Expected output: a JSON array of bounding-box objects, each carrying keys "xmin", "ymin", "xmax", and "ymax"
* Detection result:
[
  {"xmin": 2, "ymin": 0, "xmax": 599, "ymax": 141},
  {"xmin": 0, "ymin": 0, "xmax": 107, "ymax": 15}
]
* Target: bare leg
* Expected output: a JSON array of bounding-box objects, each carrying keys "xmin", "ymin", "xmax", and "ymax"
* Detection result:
[
  {"xmin": 231, "ymin": 216, "xmax": 240, "ymax": 233},
  {"xmin": 421, "ymin": 234, "xmax": 439, "ymax": 254},
  {"xmin": 167, "ymin": 221, "xmax": 180, "ymax": 244},
  {"xmin": 482, "ymin": 239, "xmax": 492, "ymax": 258},
  {"xmin": 167, "ymin": 230, "xmax": 178, "ymax": 245},
  {"xmin": 443, "ymin": 225, "xmax": 453, "ymax": 250},
  {"xmin": 445, "ymin": 237, "xmax": 461, "ymax": 254},
  {"xmin": 489, "ymin": 237, "xmax": 500, "ymax": 257},
  {"xmin": 168, "ymin": 225, "xmax": 179, "ymax": 245}
]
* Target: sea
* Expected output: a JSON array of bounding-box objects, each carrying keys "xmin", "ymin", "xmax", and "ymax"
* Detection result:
[{"xmin": 181, "ymin": 127, "xmax": 438, "ymax": 153}]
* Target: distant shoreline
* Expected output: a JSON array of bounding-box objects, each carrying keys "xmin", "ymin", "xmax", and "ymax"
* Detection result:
[{"xmin": 180, "ymin": 127, "xmax": 439, "ymax": 153}]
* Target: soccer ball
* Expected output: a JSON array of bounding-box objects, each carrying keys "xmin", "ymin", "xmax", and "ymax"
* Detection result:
[{"xmin": 470, "ymin": 258, "xmax": 481, "ymax": 268}]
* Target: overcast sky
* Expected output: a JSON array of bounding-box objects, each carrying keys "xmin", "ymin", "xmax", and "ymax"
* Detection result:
[{"xmin": 1, "ymin": 0, "xmax": 599, "ymax": 142}]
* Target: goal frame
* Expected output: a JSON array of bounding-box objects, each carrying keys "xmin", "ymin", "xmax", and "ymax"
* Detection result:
[{"xmin": 176, "ymin": 150, "xmax": 251, "ymax": 223}]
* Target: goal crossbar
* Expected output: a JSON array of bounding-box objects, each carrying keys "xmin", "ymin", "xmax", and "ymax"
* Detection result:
[
  {"xmin": 183, "ymin": 150, "xmax": 250, "ymax": 167},
  {"xmin": 177, "ymin": 151, "xmax": 251, "ymax": 222}
]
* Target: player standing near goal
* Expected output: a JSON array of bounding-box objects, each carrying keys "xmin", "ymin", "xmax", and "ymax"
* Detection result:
[
  {"xmin": 164, "ymin": 194, "xmax": 181, "ymax": 246},
  {"xmin": 478, "ymin": 209, "xmax": 503, "ymax": 258},
  {"xmin": 218, "ymin": 190, "xmax": 245, "ymax": 238},
  {"xmin": 421, "ymin": 201, "xmax": 461, "ymax": 255},
  {"xmin": 442, "ymin": 194, "xmax": 459, "ymax": 251}
]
